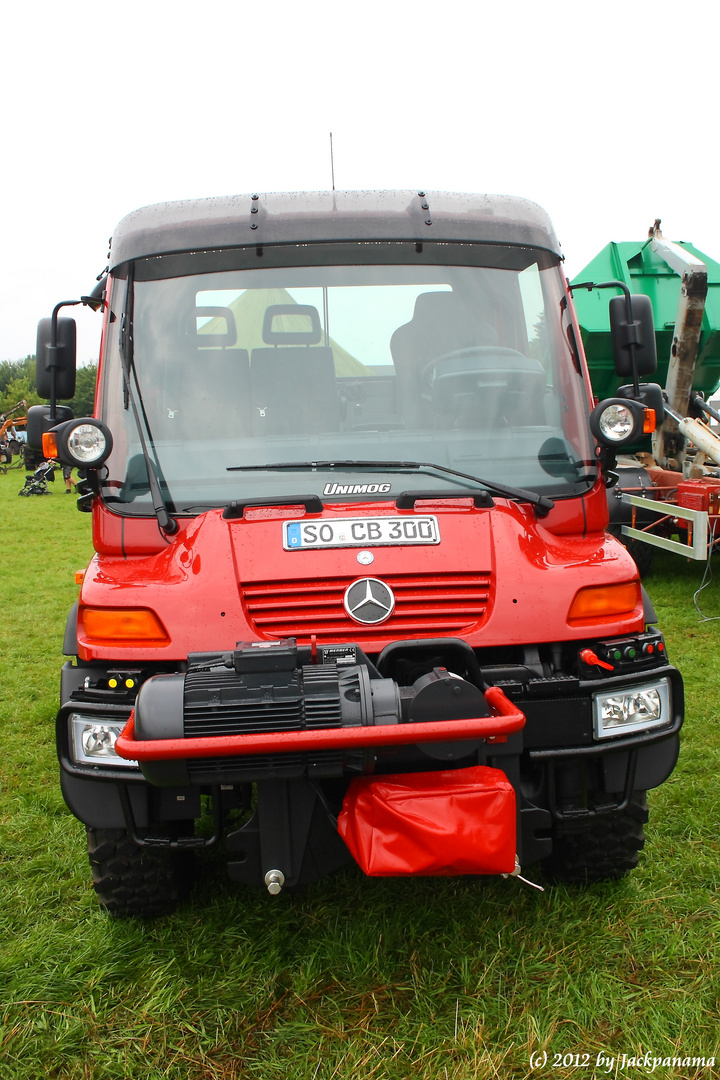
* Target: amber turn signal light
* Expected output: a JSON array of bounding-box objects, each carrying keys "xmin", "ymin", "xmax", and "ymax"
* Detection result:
[
  {"xmin": 79, "ymin": 607, "xmax": 169, "ymax": 646},
  {"xmin": 568, "ymin": 582, "xmax": 642, "ymax": 625},
  {"xmin": 42, "ymin": 432, "xmax": 59, "ymax": 458}
]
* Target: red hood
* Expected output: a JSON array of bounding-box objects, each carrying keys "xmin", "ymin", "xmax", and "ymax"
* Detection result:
[{"xmin": 77, "ymin": 499, "xmax": 642, "ymax": 662}]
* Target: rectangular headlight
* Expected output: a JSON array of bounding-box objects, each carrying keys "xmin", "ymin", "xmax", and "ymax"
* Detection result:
[
  {"xmin": 69, "ymin": 714, "xmax": 138, "ymax": 768},
  {"xmin": 593, "ymin": 677, "xmax": 671, "ymax": 739}
]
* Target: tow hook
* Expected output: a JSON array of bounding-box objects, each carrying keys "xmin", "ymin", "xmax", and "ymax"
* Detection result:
[
  {"xmin": 502, "ymin": 856, "xmax": 545, "ymax": 892},
  {"xmin": 264, "ymin": 869, "xmax": 285, "ymax": 896}
]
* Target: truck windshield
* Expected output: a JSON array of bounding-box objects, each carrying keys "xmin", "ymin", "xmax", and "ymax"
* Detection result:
[{"xmin": 100, "ymin": 249, "xmax": 596, "ymax": 513}]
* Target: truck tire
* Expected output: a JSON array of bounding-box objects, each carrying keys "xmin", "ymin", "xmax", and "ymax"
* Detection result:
[
  {"xmin": 623, "ymin": 537, "xmax": 654, "ymax": 578},
  {"xmin": 607, "ymin": 526, "xmax": 654, "ymax": 577},
  {"xmin": 87, "ymin": 827, "xmax": 195, "ymax": 918},
  {"xmin": 541, "ymin": 793, "xmax": 648, "ymax": 884}
]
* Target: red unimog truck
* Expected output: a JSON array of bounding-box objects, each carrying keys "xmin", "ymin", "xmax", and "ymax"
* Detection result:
[{"xmin": 29, "ymin": 191, "xmax": 683, "ymax": 915}]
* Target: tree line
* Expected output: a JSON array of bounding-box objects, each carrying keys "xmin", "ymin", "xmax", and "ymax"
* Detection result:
[{"xmin": 0, "ymin": 357, "xmax": 97, "ymax": 419}]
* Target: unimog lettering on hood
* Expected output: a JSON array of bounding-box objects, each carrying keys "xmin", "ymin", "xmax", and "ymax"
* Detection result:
[{"xmin": 323, "ymin": 482, "xmax": 392, "ymax": 495}]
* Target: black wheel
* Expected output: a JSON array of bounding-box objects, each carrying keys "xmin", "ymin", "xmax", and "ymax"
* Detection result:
[
  {"xmin": 541, "ymin": 793, "xmax": 648, "ymax": 884},
  {"xmin": 87, "ymin": 827, "xmax": 195, "ymax": 918},
  {"xmin": 623, "ymin": 537, "xmax": 654, "ymax": 577},
  {"xmin": 608, "ymin": 526, "xmax": 654, "ymax": 577}
]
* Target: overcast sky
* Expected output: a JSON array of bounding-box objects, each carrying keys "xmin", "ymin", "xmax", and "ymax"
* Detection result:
[{"xmin": 2, "ymin": 0, "xmax": 718, "ymax": 367}]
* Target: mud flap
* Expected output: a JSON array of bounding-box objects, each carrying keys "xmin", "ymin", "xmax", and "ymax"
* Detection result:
[{"xmin": 338, "ymin": 765, "xmax": 516, "ymax": 876}]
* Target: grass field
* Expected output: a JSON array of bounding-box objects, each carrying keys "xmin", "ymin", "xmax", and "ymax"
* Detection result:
[{"xmin": 1, "ymin": 464, "xmax": 719, "ymax": 1080}]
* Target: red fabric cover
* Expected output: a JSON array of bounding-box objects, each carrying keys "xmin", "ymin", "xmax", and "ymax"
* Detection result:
[{"xmin": 337, "ymin": 765, "xmax": 516, "ymax": 876}]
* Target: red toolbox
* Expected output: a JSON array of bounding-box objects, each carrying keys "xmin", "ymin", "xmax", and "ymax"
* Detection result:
[{"xmin": 676, "ymin": 477, "xmax": 720, "ymax": 513}]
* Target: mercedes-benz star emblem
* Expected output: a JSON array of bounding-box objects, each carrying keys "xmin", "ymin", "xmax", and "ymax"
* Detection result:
[{"xmin": 343, "ymin": 578, "xmax": 395, "ymax": 625}]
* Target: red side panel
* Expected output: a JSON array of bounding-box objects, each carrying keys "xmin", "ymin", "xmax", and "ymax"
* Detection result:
[{"xmin": 338, "ymin": 765, "xmax": 516, "ymax": 876}]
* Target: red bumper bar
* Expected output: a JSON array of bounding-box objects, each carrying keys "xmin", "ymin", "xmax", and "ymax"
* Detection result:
[{"xmin": 116, "ymin": 685, "xmax": 524, "ymax": 762}]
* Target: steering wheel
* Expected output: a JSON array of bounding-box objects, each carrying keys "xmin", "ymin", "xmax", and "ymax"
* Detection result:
[{"xmin": 420, "ymin": 346, "xmax": 531, "ymax": 387}]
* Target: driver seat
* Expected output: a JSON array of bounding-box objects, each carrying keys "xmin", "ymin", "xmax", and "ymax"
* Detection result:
[{"xmin": 390, "ymin": 292, "xmax": 498, "ymax": 426}]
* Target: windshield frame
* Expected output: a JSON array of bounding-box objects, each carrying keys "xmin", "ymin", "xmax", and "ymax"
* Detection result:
[{"xmin": 98, "ymin": 242, "xmax": 598, "ymax": 518}]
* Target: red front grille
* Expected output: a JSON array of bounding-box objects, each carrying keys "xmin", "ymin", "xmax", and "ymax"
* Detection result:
[{"xmin": 242, "ymin": 572, "xmax": 492, "ymax": 643}]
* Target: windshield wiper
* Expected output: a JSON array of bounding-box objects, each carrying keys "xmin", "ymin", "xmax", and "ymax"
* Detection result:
[{"xmin": 227, "ymin": 459, "xmax": 555, "ymax": 516}]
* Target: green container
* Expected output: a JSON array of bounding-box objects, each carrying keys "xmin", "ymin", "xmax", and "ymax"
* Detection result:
[{"xmin": 571, "ymin": 239, "xmax": 720, "ymax": 401}]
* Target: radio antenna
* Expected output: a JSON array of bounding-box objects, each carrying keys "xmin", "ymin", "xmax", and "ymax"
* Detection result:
[{"xmin": 330, "ymin": 132, "xmax": 335, "ymax": 191}]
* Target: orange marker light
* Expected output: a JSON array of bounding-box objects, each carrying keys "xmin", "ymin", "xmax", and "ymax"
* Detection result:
[
  {"xmin": 642, "ymin": 408, "xmax": 656, "ymax": 435},
  {"xmin": 79, "ymin": 607, "xmax": 169, "ymax": 646},
  {"xmin": 568, "ymin": 582, "xmax": 642, "ymax": 625},
  {"xmin": 42, "ymin": 432, "xmax": 59, "ymax": 458}
]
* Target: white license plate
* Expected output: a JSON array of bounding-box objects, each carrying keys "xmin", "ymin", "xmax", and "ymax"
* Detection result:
[{"xmin": 283, "ymin": 516, "xmax": 440, "ymax": 550}]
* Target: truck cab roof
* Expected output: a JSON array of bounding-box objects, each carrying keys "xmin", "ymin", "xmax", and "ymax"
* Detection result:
[{"xmin": 108, "ymin": 190, "xmax": 562, "ymax": 270}]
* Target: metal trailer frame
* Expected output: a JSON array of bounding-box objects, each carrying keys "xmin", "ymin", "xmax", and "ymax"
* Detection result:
[{"xmin": 622, "ymin": 492, "xmax": 720, "ymax": 559}]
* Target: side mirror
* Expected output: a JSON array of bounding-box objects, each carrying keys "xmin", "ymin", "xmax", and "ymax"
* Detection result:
[
  {"xmin": 609, "ymin": 293, "xmax": 657, "ymax": 378},
  {"xmin": 617, "ymin": 381, "xmax": 665, "ymax": 426},
  {"xmin": 36, "ymin": 316, "xmax": 77, "ymax": 399},
  {"xmin": 26, "ymin": 404, "xmax": 74, "ymax": 450}
]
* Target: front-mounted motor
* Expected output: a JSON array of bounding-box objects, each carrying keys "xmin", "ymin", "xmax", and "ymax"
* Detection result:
[{"xmin": 124, "ymin": 638, "xmax": 524, "ymax": 786}]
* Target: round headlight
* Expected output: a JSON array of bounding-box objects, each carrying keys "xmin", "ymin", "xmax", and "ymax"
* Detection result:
[
  {"xmin": 598, "ymin": 403, "xmax": 634, "ymax": 442},
  {"xmin": 590, "ymin": 397, "xmax": 646, "ymax": 448},
  {"xmin": 67, "ymin": 423, "xmax": 108, "ymax": 464},
  {"xmin": 56, "ymin": 418, "xmax": 113, "ymax": 468}
]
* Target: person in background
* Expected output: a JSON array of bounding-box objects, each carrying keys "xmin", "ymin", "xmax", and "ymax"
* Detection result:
[{"xmin": 63, "ymin": 465, "xmax": 76, "ymax": 494}]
